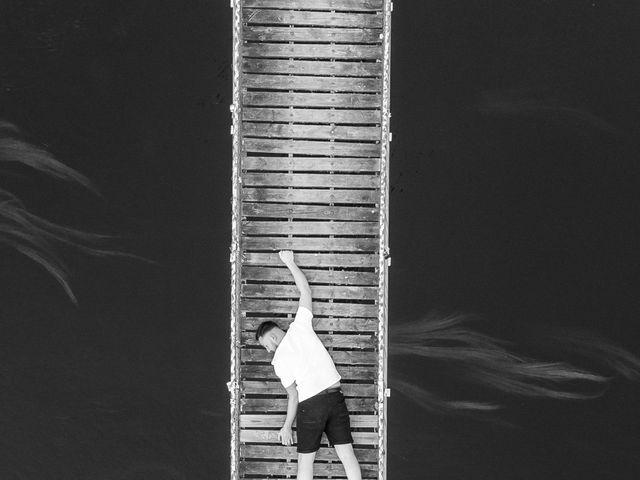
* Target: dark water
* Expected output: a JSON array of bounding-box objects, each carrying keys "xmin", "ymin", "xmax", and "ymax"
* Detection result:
[{"xmin": 1, "ymin": 1, "xmax": 639, "ymax": 479}]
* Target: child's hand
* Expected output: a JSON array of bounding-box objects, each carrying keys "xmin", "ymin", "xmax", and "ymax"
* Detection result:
[{"xmin": 278, "ymin": 250, "xmax": 294, "ymax": 265}]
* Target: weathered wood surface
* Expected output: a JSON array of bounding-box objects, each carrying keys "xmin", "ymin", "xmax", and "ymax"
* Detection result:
[
  {"xmin": 244, "ymin": 138, "xmax": 380, "ymax": 157},
  {"xmin": 242, "ymin": 252, "xmax": 378, "ymax": 267},
  {"xmin": 240, "ymin": 444, "xmax": 378, "ymax": 463},
  {"xmin": 243, "ymin": 74, "xmax": 381, "ymax": 93},
  {"xmin": 243, "ymin": 172, "xmax": 379, "ymax": 188},
  {"xmin": 241, "ymin": 414, "xmax": 378, "ymax": 428},
  {"xmin": 242, "ymin": 381, "xmax": 376, "ymax": 397},
  {"xmin": 242, "ymin": 348, "xmax": 377, "ymax": 365},
  {"xmin": 241, "ymin": 266, "xmax": 378, "ymax": 285},
  {"xmin": 241, "ymin": 299, "xmax": 378, "ymax": 317},
  {"xmin": 242, "ymin": 397, "xmax": 376, "ymax": 412},
  {"xmin": 242, "ymin": 284, "xmax": 377, "ymax": 300},
  {"xmin": 242, "ymin": 331, "xmax": 376, "ymax": 349},
  {"xmin": 243, "ymin": 0, "xmax": 384, "ymax": 11},
  {"xmin": 243, "ymin": 58, "xmax": 382, "ymax": 77},
  {"xmin": 243, "ymin": 123, "xmax": 380, "ymax": 141},
  {"xmin": 243, "ymin": 26, "xmax": 382, "ymax": 43},
  {"xmin": 243, "ymin": 43, "xmax": 383, "ymax": 60},
  {"xmin": 240, "ymin": 461, "xmax": 379, "ymax": 477},
  {"xmin": 243, "ymin": 9, "xmax": 384, "ymax": 28},
  {"xmin": 242, "ymin": 221, "xmax": 379, "ymax": 236},
  {"xmin": 243, "ymin": 157, "xmax": 381, "ymax": 172},
  {"xmin": 242, "ymin": 236, "xmax": 378, "ymax": 252},
  {"xmin": 234, "ymin": 4, "xmax": 390, "ymax": 475},
  {"xmin": 242, "ymin": 364, "xmax": 377, "ymax": 380},
  {"xmin": 242, "ymin": 315, "xmax": 379, "ymax": 331},
  {"xmin": 243, "ymin": 107, "xmax": 381, "ymax": 124},
  {"xmin": 242, "ymin": 204, "xmax": 379, "ymax": 221},
  {"xmin": 243, "ymin": 187, "xmax": 379, "ymax": 205},
  {"xmin": 243, "ymin": 91, "xmax": 381, "ymax": 109},
  {"xmin": 240, "ymin": 429, "xmax": 379, "ymax": 445}
]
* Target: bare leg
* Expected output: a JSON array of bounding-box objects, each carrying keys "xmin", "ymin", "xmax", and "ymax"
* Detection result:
[
  {"xmin": 335, "ymin": 443, "xmax": 362, "ymax": 480},
  {"xmin": 297, "ymin": 451, "xmax": 316, "ymax": 480}
]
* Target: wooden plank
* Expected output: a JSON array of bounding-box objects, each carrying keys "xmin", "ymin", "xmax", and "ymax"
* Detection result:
[
  {"xmin": 240, "ymin": 445, "xmax": 378, "ymax": 463},
  {"xmin": 240, "ymin": 429, "xmax": 378, "ymax": 445},
  {"xmin": 242, "ymin": 236, "xmax": 378, "ymax": 252},
  {"xmin": 243, "ymin": 9, "xmax": 384, "ymax": 28},
  {"xmin": 242, "ymin": 381, "xmax": 376, "ymax": 397},
  {"xmin": 242, "ymin": 204, "xmax": 379, "ymax": 221},
  {"xmin": 242, "ymin": 397, "xmax": 376, "ymax": 412},
  {"xmin": 243, "ymin": 91, "xmax": 381, "ymax": 109},
  {"xmin": 240, "ymin": 461, "xmax": 379, "ymax": 477},
  {"xmin": 242, "ymin": 348, "xmax": 377, "ymax": 365},
  {"xmin": 242, "ymin": 252, "xmax": 378, "ymax": 267},
  {"xmin": 242, "ymin": 221, "xmax": 379, "ymax": 236},
  {"xmin": 243, "ymin": 26, "xmax": 382, "ymax": 44},
  {"xmin": 242, "ymin": 157, "xmax": 381, "ymax": 172},
  {"xmin": 242, "ymin": 315, "xmax": 378, "ymax": 331},
  {"xmin": 241, "ymin": 414, "xmax": 378, "ymax": 428},
  {"xmin": 243, "ymin": 74, "xmax": 381, "ymax": 93},
  {"xmin": 241, "ymin": 283, "xmax": 377, "ymax": 300},
  {"xmin": 243, "ymin": 43, "xmax": 382, "ymax": 60},
  {"xmin": 243, "ymin": 107, "xmax": 381, "ymax": 124},
  {"xmin": 241, "ymin": 266, "xmax": 378, "ymax": 285},
  {"xmin": 243, "ymin": 59, "xmax": 382, "ymax": 77},
  {"xmin": 242, "ymin": 331, "xmax": 376, "ymax": 349},
  {"xmin": 241, "ymin": 299, "xmax": 378, "ymax": 317},
  {"xmin": 242, "ymin": 364, "xmax": 377, "ymax": 380},
  {"xmin": 242, "ymin": 188, "xmax": 379, "ymax": 205},
  {"xmin": 243, "ymin": 172, "xmax": 379, "ymax": 188},
  {"xmin": 243, "ymin": 138, "xmax": 380, "ymax": 157},
  {"xmin": 243, "ymin": 123, "xmax": 380, "ymax": 141},
  {"xmin": 243, "ymin": 0, "xmax": 384, "ymax": 12},
  {"xmin": 242, "ymin": 237, "xmax": 378, "ymax": 252}
]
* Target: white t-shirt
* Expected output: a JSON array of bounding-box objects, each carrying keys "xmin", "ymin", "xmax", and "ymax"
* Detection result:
[{"xmin": 271, "ymin": 306, "xmax": 341, "ymax": 402}]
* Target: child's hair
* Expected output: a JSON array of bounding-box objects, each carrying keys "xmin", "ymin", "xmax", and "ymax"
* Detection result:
[{"xmin": 255, "ymin": 321, "xmax": 280, "ymax": 341}]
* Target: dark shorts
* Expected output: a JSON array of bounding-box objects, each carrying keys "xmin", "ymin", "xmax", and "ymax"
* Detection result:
[{"xmin": 296, "ymin": 389, "xmax": 353, "ymax": 454}]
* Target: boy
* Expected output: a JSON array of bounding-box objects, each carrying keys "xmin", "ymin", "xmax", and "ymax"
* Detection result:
[{"xmin": 255, "ymin": 250, "xmax": 362, "ymax": 480}]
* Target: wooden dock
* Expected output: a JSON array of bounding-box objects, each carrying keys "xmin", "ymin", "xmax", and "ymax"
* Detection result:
[{"xmin": 229, "ymin": 1, "xmax": 392, "ymax": 478}]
